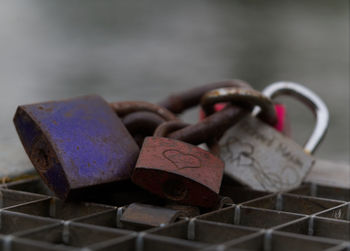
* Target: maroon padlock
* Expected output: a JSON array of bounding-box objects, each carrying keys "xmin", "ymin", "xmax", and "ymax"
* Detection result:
[{"xmin": 132, "ymin": 121, "xmax": 225, "ymax": 208}]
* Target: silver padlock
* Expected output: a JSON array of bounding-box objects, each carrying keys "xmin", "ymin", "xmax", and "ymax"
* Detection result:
[{"xmin": 201, "ymin": 83, "xmax": 329, "ymax": 192}]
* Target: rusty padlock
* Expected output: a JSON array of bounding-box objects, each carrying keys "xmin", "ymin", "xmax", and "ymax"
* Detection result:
[
  {"xmin": 201, "ymin": 84, "xmax": 329, "ymax": 192},
  {"xmin": 120, "ymin": 202, "xmax": 200, "ymax": 230},
  {"xmin": 13, "ymin": 96, "xmax": 176, "ymax": 200},
  {"xmin": 132, "ymin": 121, "xmax": 225, "ymax": 208}
]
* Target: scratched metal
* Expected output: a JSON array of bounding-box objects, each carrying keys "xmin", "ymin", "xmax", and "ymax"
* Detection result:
[
  {"xmin": 120, "ymin": 203, "xmax": 199, "ymax": 230},
  {"xmin": 0, "ymin": 177, "xmax": 349, "ymax": 250},
  {"xmin": 219, "ymin": 115, "xmax": 315, "ymax": 192},
  {"xmin": 132, "ymin": 136, "xmax": 224, "ymax": 208},
  {"xmin": 13, "ymin": 95, "xmax": 139, "ymax": 200}
]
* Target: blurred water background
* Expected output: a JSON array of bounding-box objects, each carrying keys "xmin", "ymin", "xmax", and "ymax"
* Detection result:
[{"xmin": 0, "ymin": 0, "xmax": 348, "ymax": 176}]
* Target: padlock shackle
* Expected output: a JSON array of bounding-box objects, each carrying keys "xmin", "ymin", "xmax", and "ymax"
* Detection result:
[
  {"xmin": 113, "ymin": 102, "xmax": 179, "ymax": 147},
  {"xmin": 153, "ymin": 121, "xmax": 189, "ymax": 138},
  {"xmin": 110, "ymin": 101, "xmax": 178, "ymax": 121},
  {"xmin": 122, "ymin": 111, "xmax": 168, "ymax": 147},
  {"xmin": 161, "ymin": 88, "xmax": 276, "ymax": 145},
  {"xmin": 259, "ymin": 81, "xmax": 329, "ymax": 154},
  {"xmin": 166, "ymin": 106, "xmax": 245, "ymax": 145},
  {"xmin": 158, "ymin": 79, "xmax": 251, "ymax": 114},
  {"xmin": 123, "ymin": 111, "xmax": 166, "ymax": 130},
  {"xmin": 201, "ymin": 87, "xmax": 278, "ymax": 126}
]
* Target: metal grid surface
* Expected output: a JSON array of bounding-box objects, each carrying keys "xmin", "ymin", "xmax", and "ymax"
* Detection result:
[{"xmin": 0, "ymin": 177, "xmax": 349, "ymax": 251}]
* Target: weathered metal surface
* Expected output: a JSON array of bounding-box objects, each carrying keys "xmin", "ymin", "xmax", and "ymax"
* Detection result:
[
  {"xmin": 201, "ymin": 86, "xmax": 328, "ymax": 192},
  {"xmin": 158, "ymin": 79, "xmax": 251, "ymax": 114},
  {"xmin": 110, "ymin": 101, "xmax": 177, "ymax": 121},
  {"xmin": 219, "ymin": 115, "xmax": 315, "ymax": 192},
  {"xmin": 165, "ymin": 203, "xmax": 200, "ymax": 218},
  {"xmin": 122, "ymin": 111, "xmax": 168, "ymax": 147},
  {"xmin": 13, "ymin": 95, "xmax": 139, "ymax": 199},
  {"xmin": 0, "ymin": 178, "xmax": 349, "ymax": 250},
  {"xmin": 167, "ymin": 106, "xmax": 247, "ymax": 145},
  {"xmin": 132, "ymin": 136, "xmax": 224, "ymax": 208},
  {"xmin": 214, "ymin": 196, "xmax": 234, "ymax": 210},
  {"xmin": 153, "ymin": 120, "xmax": 189, "ymax": 139},
  {"xmin": 201, "ymin": 87, "xmax": 277, "ymax": 126},
  {"xmin": 122, "ymin": 111, "xmax": 166, "ymax": 134},
  {"xmin": 199, "ymin": 100, "xmax": 292, "ymax": 138},
  {"xmin": 120, "ymin": 203, "xmax": 199, "ymax": 228},
  {"xmin": 120, "ymin": 102, "xmax": 178, "ymax": 147},
  {"xmin": 165, "ymin": 87, "xmax": 277, "ymax": 146}
]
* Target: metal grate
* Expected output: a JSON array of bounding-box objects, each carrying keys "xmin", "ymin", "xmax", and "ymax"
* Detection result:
[{"xmin": 0, "ymin": 177, "xmax": 349, "ymax": 250}]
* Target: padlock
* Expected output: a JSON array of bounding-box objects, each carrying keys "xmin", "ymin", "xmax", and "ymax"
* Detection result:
[
  {"xmin": 120, "ymin": 202, "xmax": 199, "ymax": 229},
  {"xmin": 13, "ymin": 95, "xmax": 140, "ymax": 200},
  {"xmin": 201, "ymin": 84, "xmax": 329, "ymax": 192},
  {"xmin": 132, "ymin": 121, "xmax": 224, "ymax": 208}
]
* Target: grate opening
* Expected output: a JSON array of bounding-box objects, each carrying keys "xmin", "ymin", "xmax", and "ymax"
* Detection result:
[{"xmin": 242, "ymin": 193, "xmax": 345, "ymax": 215}]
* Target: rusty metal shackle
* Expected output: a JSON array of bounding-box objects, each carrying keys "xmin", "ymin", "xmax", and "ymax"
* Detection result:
[
  {"xmin": 110, "ymin": 101, "xmax": 178, "ymax": 121},
  {"xmin": 122, "ymin": 111, "xmax": 168, "ymax": 131},
  {"xmin": 154, "ymin": 120, "xmax": 189, "ymax": 138},
  {"xmin": 156, "ymin": 88, "xmax": 277, "ymax": 145},
  {"xmin": 111, "ymin": 101, "xmax": 179, "ymax": 146},
  {"xmin": 162, "ymin": 106, "xmax": 245, "ymax": 145},
  {"xmin": 201, "ymin": 87, "xmax": 278, "ymax": 126},
  {"xmin": 158, "ymin": 79, "xmax": 251, "ymax": 114}
]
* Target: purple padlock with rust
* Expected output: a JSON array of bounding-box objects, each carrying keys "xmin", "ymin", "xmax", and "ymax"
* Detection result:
[{"xmin": 13, "ymin": 95, "xmax": 139, "ymax": 200}]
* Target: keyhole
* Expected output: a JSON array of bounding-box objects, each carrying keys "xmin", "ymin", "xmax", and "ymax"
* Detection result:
[
  {"xmin": 38, "ymin": 149, "xmax": 49, "ymax": 166},
  {"xmin": 162, "ymin": 179, "xmax": 188, "ymax": 201},
  {"xmin": 32, "ymin": 148, "xmax": 50, "ymax": 173}
]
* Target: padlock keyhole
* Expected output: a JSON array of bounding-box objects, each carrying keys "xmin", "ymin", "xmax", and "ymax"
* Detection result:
[
  {"xmin": 38, "ymin": 149, "xmax": 49, "ymax": 167},
  {"xmin": 162, "ymin": 179, "xmax": 188, "ymax": 201},
  {"xmin": 31, "ymin": 147, "xmax": 51, "ymax": 174}
]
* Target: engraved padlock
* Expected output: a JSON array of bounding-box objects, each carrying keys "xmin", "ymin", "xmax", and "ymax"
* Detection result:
[
  {"xmin": 201, "ymin": 84, "xmax": 329, "ymax": 192},
  {"xmin": 132, "ymin": 121, "xmax": 224, "ymax": 208},
  {"xmin": 13, "ymin": 95, "xmax": 141, "ymax": 199}
]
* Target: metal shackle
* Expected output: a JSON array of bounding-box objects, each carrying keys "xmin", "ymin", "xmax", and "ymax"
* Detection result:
[
  {"xmin": 256, "ymin": 81, "xmax": 329, "ymax": 154},
  {"xmin": 110, "ymin": 101, "xmax": 179, "ymax": 146},
  {"xmin": 158, "ymin": 79, "xmax": 251, "ymax": 114},
  {"xmin": 154, "ymin": 120, "xmax": 189, "ymax": 138},
  {"xmin": 110, "ymin": 101, "xmax": 178, "ymax": 121},
  {"xmin": 201, "ymin": 87, "xmax": 278, "ymax": 126}
]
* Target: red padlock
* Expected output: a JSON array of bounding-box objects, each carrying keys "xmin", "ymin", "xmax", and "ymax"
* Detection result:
[{"xmin": 132, "ymin": 121, "xmax": 224, "ymax": 208}]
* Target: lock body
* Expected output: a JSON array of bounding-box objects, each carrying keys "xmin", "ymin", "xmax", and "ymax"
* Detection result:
[
  {"xmin": 132, "ymin": 136, "xmax": 224, "ymax": 208},
  {"xmin": 120, "ymin": 203, "xmax": 199, "ymax": 230},
  {"xmin": 219, "ymin": 115, "xmax": 315, "ymax": 192},
  {"xmin": 13, "ymin": 95, "xmax": 139, "ymax": 199}
]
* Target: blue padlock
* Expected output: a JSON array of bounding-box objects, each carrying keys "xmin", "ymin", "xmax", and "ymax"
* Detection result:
[{"xmin": 13, "ymin": 95, "xmax": 139, "ymax": 200}]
